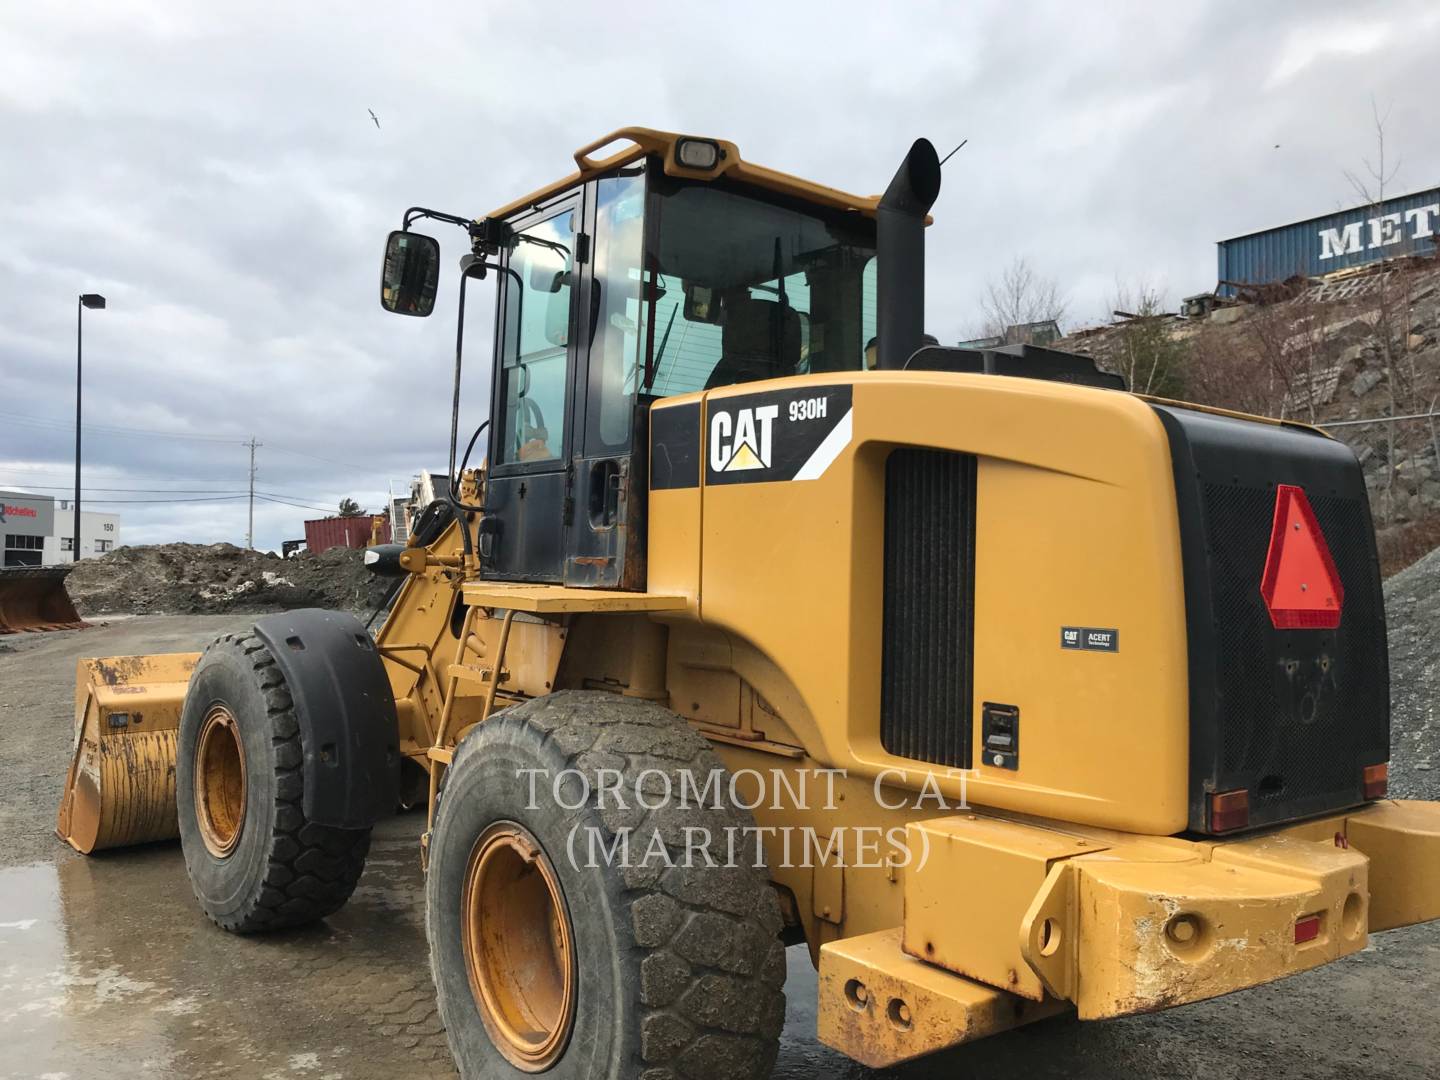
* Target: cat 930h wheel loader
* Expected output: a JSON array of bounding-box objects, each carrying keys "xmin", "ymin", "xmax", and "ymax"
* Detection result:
[{"xmin": 57, "ymin": 127, "xmax": 1440, "ymax": 1078}]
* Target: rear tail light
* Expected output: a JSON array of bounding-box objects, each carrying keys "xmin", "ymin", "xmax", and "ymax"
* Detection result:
[
  {"xmin": 1362, "ymin": 762, "xmax": 1388, "ymax": 800},
  {"xmin": 1208, "ymin": 789, "xmax": 1250, "ymax": 833},
  {"xmin": 1294, "ymin": 914, "xmax": 1322, "ymax": 945}
]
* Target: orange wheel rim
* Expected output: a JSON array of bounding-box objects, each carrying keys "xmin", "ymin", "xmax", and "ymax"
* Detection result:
[
  {"xmin": 195, "ymin": 704, "xmax": 246, "ymax": 858},
  {"xmin": 461, "ymin": 822, "xmax": 576, "ymax": 1072}
]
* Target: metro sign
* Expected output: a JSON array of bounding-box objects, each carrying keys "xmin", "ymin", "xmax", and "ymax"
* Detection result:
[
  {"xmin": 1319, "ymin": 201, "xmax": 1440, "ymax": 261},
  {"xmin": 1259, "ymin": 484, "xmax": 1344, "ymax": 630}
]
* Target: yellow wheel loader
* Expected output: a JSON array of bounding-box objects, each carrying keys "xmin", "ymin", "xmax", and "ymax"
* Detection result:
[{"xmin": 58, "ymin": 127, "xmax": 1440, "ymax": 1078}]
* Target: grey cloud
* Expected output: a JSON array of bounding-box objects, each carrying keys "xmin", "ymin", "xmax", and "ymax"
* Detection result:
[{"xmin": 2, "ymin": 1, "xmax": 1437, "ymax": 549}]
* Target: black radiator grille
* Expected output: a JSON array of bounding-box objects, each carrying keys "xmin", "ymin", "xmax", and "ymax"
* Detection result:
[{"xmin": 880, "ymin": 449, "xmax": 977, "ymax": 769}]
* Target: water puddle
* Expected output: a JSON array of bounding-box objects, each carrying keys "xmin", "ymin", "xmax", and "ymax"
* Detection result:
[{"xmin": 0, "ymin": 861, "xmax": 184, "ymax": 1077}]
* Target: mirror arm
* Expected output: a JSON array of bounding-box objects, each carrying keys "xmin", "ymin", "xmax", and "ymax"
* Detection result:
[
  {"xmin": 514, "ymin": 234, "xmax": 571, "ymax": 260},
  {"xmin": 469, "ymin": 217, "xmax": 516, "ymax": 257},
  {"xmin": 403, "ymin": 206, "xmax": 474, "ymax": 231}
]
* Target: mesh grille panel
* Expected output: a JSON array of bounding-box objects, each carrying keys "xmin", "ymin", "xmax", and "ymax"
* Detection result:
[
  {"xmin": 880, "ymin": 449, "xmax": 977, "ymax": 769},
  {"xmin": 1200, "ymin": 482, "xmax": 1388, "ymax": 822}
]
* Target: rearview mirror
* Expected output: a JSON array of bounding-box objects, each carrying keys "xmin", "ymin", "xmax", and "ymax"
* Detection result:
[
  {"xmin": 532, "ymin": 268, "xmax": 572, "ymax": 294},
  {"xmin": 380, "ymin": 230, "xmax": 440, "ymax": 317},
  {"xmin": 683, "ymin": 282, "xmax": 721, "ymax": 324}
]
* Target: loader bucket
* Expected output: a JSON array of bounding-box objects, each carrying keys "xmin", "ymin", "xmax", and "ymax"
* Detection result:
[
  {"xmin": 0, "ymin": 565, "xmax": 88, "ymax": 633},
  {"xmin": 56, "ymin": 653, "xmax": 199, "ymax": 854}
]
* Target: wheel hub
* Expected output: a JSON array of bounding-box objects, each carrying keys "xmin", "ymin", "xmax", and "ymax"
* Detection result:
[
  {"xmin": 195, "ymin": 703, "xmax": 246, "ymax": 858},
  {"xmin": 461, "ymin": 822, "xmax": 576, "ymax": 1072}
]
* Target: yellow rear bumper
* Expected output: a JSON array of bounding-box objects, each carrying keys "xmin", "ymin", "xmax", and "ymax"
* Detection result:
[{"xmin": 818, "ymin": 799, "xmax": 1440, "ymax": 1068}]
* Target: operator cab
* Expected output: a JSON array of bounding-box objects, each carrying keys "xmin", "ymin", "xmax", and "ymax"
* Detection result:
[{"xmin": 381, "ymin": 129, "xmax": 879, "ymax": 589}]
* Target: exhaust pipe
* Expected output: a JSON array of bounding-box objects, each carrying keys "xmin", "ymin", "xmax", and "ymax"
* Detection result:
[{"xmin": 876, "ymin": 138, "xmax": 942, "ymax": 371}]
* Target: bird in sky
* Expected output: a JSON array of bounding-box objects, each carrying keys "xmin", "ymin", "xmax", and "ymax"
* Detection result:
[{"xmin": 368, "ymin": 109, "xmax": 381, "ymax": 129}]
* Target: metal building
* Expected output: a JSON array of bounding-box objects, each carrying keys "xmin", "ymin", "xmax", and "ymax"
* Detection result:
[
  {"xmin": 1, "ymin": 489, "xmax": 120, "ymax": 565},
  {"xmin": 1217, "ymin": 185, "xmax": 1440, "ymax": 296}
]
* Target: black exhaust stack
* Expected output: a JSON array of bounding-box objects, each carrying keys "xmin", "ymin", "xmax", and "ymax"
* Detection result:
[{"xmin": 876, "ymin": 139, "xmax": 942, "ymax": 371}]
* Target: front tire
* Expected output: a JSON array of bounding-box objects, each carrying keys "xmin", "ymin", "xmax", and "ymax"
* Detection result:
[
  {"xmin": 176, "ymin": 631, "xmax": 371, "ymax": 932},
  {"xmin": 427, "ymin": 691, "xmax": 787, "ymax": 1079}
]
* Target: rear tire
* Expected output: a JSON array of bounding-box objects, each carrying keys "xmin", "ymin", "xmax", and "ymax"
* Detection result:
[
  {"xmin": 427, "ymin": 690, "xmax": 787, "ymax": 1080},
  {"xmin": 177, "ymin": 631, "xmax": 370, "ymax": 933}
]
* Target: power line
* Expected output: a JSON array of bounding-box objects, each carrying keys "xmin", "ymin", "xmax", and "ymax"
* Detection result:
[
  {"xmin": 1, "ymin": 410, "xmax": 391, "ymax": 473},
  {"xmin": 0, "ymin": 410, "xmax": 241, "ymax": 444},
  {"xmin": 255, "ymin": 493, "xmax": 345, "ymax": 514},
  {"xmin": 265, "ymin": 443, "xmax": 378, "ymax": 474},
  {"xmin": 1324, "ymin": 410, "xmax": 1440, "ymax": 428},
  {"xmin": 3, "ymin": 484, "xmax": 252, "ymax": 494},
  {"xmin": 76, "ymin": 495, "xmax": 252, "ymax": 504},
  {"xmin": 3, "ymin": 481, "xmax": 365, "ymax": 501}
]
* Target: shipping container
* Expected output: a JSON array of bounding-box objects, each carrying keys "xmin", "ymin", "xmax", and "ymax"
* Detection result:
[
  {"xmin": 1216, "ymin": 184, "xmax": 1440, "ymax": 296},
  {"xmin": 304, "ymin": 515, "xmax": 389, "ymax": 553}
]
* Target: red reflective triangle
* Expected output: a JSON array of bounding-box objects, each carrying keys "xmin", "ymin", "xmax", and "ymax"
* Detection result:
[{"xmin": 1259, "ymin": 484, "xmax": 1344, "ymax": 629}]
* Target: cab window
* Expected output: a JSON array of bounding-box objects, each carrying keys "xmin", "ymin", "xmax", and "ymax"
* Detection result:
[
  {"xmin": 585, "ymin": 172, "xmax": 647, "ymax": 454},
  {"xmin": 641, "ymin": 177, "xmax": 876, "ymax": 396},
  {"xmin": 496, "ymin": 208, "xmax": 576, "ymax": 465}
]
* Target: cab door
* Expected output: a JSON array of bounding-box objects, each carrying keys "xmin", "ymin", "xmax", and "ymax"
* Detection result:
[
  {"xmin": 563, "ymin": 169, "xmax": 649, "ymax": 589},
  {"xmin": 483, "ymin": 195, "xmax": 583, "ymax": 582}
]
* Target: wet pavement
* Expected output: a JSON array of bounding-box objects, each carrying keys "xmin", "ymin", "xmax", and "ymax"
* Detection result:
[{"xmin": 4, "ymin": 616, "xmax": 1440, "ymax": 1079}]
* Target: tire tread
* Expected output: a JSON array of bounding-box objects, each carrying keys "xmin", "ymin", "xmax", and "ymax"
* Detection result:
[
  {"xmin": 194, "ymin": 632, "xmax": 370, "ymax": 933},
  {"xmin": 440, "ymin": 691, "xmax": 785, "ymax": 1080}
]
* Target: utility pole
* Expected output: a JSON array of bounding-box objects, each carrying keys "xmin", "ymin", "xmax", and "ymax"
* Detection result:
[
  {"xmin": 245, "ymin": 437, "xmax": 262, "ymax": 549},
  {"xmin": 75, "ymin": 294, "xmax": 107, "ymax": 561}
]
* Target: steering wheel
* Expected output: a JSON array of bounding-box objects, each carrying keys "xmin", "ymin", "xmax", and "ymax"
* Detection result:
[
  {"xmin": 519, "ymin": 396, "xmax": 546, "ymax": 438},
  {"xmin": 514, "ymin": 395, "xmax": 550, "ymax": 460}
]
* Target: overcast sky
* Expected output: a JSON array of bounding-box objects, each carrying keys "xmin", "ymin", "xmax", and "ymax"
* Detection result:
[{"xmin": 3, "ymin": 0, "xmax": 1437, "ymax": 552}]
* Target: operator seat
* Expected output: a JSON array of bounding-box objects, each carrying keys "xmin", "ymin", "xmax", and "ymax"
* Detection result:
[{"xmin": 705, "ymin": 294, "xmax": 802, "ymax": 388}]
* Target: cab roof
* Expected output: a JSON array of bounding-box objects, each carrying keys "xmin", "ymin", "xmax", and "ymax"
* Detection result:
[{"xmin": 485, "ymin": 126, "xmax": 883, "ymax": 221}]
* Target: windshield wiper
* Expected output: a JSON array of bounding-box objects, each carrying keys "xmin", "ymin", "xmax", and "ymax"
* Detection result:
[{"xmin": 647, "ymin": 303, "xmax": 679, "ymax": 391}]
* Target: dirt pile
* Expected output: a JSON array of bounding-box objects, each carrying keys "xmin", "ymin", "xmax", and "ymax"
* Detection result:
[
  {"xmin": 1385, "ymin": 543, "xmax": 1440, "ymax": 800},
  {"xmin": 65, "ymin": 543, "xmax": 393, "ymax": 617}
]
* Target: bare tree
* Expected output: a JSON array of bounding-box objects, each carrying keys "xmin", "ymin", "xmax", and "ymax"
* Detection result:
[
  {"xmin": 1185, "ymin": 323, "xmax": 1280, "ymax": 416},
  {"xmin": 1240, "ymin": 295, "xmax": 1329, "ymax": 423},
  {"xmin": 979, "ymin": 257, "xmax": 1067, "ymax": 338},
  {"xmin": 1105, "ymin": 281, "xmax": 1187, "ymax": 397},
  {"xmin": 1184, "ymin": 296, "xmax": 1323, "ymax": 421},
  {"xmin": 1343, "ymin": 97, "xmax": 1416, "ymax": 524},
  {"xmin": 1343, "ymin": 96, "xmax": 1401, "ymax": 212}
]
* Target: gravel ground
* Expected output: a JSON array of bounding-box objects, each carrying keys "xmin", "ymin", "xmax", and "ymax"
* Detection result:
[
  {"xmin": 2, "ymin": 612, "xmax": 1438, "ymax": 1079},
  {"xmin": 1385, "ymin": 543, "xmax": 1440, "ymax": 800}
]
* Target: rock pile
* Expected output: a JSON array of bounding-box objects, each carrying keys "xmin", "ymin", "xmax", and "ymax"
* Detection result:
[
  {"xmin": 65, "ymin": 543, "xmax": 393, "ymax": 617},
  {"xmin": 1385, "ymin": 542, "xmax": 1440, "ymax": 800}
]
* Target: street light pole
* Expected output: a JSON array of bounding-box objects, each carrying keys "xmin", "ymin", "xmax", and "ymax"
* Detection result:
[{"xmin": 76, "ymin": 293, "xmax": 106, "ymax": 562}]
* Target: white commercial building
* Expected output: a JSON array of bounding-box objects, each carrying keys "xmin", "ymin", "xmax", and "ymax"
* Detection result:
[{"xmin": 0, "ymin": 489, "xmax": 121, "ymax": 566}]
